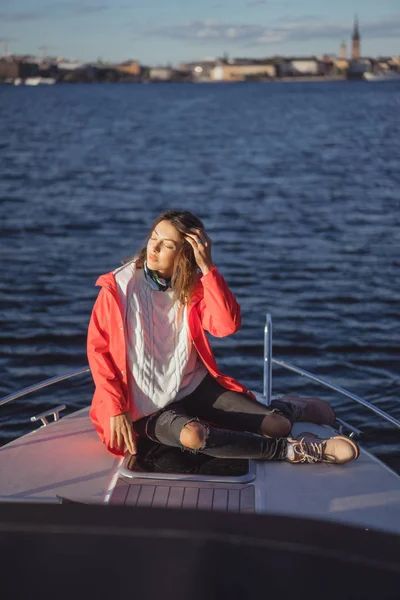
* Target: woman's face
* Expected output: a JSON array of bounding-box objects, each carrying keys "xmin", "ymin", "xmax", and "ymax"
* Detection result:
[{"xmin": 146, "ymin": 220, "xmax": 183, "ymax": 278}]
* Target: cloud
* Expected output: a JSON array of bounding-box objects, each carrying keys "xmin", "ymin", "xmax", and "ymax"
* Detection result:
[
  {"xmin": 150, "ymin": 21, "xmax": 265, "ymax": 42},
  {"xmin": 67, "ymin": 2, "xmax": 109, "ymax": 15},
  {"xmin": 247, "ymin": 0, "xmax": 296, "ymax": 6},
  {"xmin": 0, "ymin": 2, "xmax": 109, "ymax": 22},
  {"xmin": 0, "ymin": 11, "xmax": 45, "ymax": 22},
  {"xmin": 282, "ymin": 14, "xmax": 400, "ymax": 42},
  {"xmin": 149, "ymin": 14, "xmax": 400, "ymax": 46}
]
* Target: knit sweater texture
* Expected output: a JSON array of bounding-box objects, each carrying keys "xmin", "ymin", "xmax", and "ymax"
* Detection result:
[{"xmin": 115, "ymin": 264, "xmax": 207, "ymax": 421}]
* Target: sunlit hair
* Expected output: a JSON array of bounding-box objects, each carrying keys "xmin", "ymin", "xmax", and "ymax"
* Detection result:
[{"xmin": 135, "ymin": 210, "xmax": 205, "ymax": 304}]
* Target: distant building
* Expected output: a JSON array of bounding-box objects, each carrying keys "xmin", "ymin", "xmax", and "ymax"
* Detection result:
[
  {"xmin": 333, "ymin": 58, "xmax": 349, "ymax": 74},
  {"xmin": 57, "ymin": 60, "xmax": 85, "ymax": 71},
  {"xmin": 376, "ymin": 56, "xmax": 400, "ymax": 70},
  {"xmin": 340, "ymin": 41, "xmax": 347, "ymax": 59},
  {"xmin": 319, "ymin": 56, "xmax": 337, "ymax": 76},
  {"xmin": 148, "ymin": 67, "xmax": 191, "ymax": 82},
  {"xmin": 0, "ymin": 58, "xmax": 40, "ymax": 80},
  {"xmin": 21, "ymin": 56, "xmax": 45, "ymax": 65},
  {"xmin": 0, "ymin": 58, "xmax": 19, "ymax": 80},
  {"xmin": 348, "ymin": 58, "xmax": 370, "ymax": 78},
  {"xmin": 149, "ymin": 67, "xmax": 174, "ymax": 81},
  {"xmin": 279, "ymin": 57, "xmax": 320, "ymax": 76},
  {"xmin": 178, "ymin": 60, "xmax": 217, "ymax": 81},
  {"xmin": 352, "ymin": 16, "xmax": 361, "ymax": 60},
  {"xmin": 211, "ymin": 60, "xmax": 276, "ymax": 81},
  {"xmin": 376, "ymin": 60, "xmax": 391, "ymax": 72},
  {"xmin": 115, "ymin": 60, "xmax": 141, "ymax": 77}
]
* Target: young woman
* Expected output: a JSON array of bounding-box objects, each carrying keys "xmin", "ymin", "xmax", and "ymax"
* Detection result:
[{"xmin": 87, "ymin": 210, "xmax": 359, "ymax": 465}]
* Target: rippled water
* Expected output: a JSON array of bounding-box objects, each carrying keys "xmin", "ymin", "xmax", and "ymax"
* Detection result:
[{"xmin": 1, "ymin": 81, "xmax": 399, "ymax": 467}]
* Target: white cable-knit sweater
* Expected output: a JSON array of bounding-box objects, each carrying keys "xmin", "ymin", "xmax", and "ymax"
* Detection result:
[{"xmin": 114, "ymin": 262, "xmax": 207, "ymax": 421}]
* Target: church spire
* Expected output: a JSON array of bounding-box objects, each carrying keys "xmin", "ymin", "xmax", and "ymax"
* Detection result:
[
  {"xmin": 352, "ymin": 15, "xmax": 360, "ymax": 41},
  {"xmin": 351, "ymin": 15, "xmax": 361, "ymax": 60}
]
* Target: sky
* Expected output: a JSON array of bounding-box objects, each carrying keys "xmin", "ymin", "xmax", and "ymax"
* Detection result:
[{"xmin": 1, "ymin": 0, "xmax": 399, "ymax": 65}]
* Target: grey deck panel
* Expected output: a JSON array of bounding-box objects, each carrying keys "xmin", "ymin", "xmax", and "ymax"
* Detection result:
[
  {"xmin": 197, "ymin": 488, "xmax": 214, "ymax": 511},
  {"xmin": 152, "ymin": 486, "xmax": 171, "ymax": 508},
  {"xmin": 227, "ymin": 489, "xmax": 240, "ymax": 513},
  {"xmin": 240, "ymin": 486, "xmax": 256, "ymax": 513},
  {"xmin": 111, "ymin": 478, "xmax": 255, "ymax": 513},
  {"xmin": 182, "ymin": 487, "xmax": 199, "ymax": 509},
  {"xmin": 137, "ymin": 485, "xmax": 156, "ymax": 507},
  {"xmin": 125, "ymin": 484, "xmax": 141, "ymax": 506},
  {"xmin": 167, "ymin": 486, "xmax": 185, "ymax": 509},
  {"xmin": 111, "ymin": 480, "xmax": 130, "ymax": 505},
  {"xmin": 213, "ymin": 488, "xmax": 228, "ymax": 511}
]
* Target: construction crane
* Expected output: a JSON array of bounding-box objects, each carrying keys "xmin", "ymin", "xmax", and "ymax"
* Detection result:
[
  {"xmin": 0, "ymin": 37, "xmax": 14, "ymax": 56},
  {"xmin": 38, "ymin": 45, "xmax": 55, "ymax": 60}
]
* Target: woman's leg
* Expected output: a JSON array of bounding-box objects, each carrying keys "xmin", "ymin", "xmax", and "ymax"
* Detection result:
[
  {"xmin": 271, "ymin": 394, "xmax": 335, "ymax": 425},
  {"xmin": 132, "ymin": 403, "xmax": 358, "ymax": 464},
  {"xmin": 181, "ymin": 375, "xmax": 292, "ymax": 438},
  {"xmin": 184, "ymin": 421, "xmax": 288, "ymax": 460},
  {"xmin": 132, "ymin": 403, "xmax": 288, "ymax": 460}
]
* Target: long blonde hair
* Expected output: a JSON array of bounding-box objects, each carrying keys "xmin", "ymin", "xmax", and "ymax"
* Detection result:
[{"xmin": 135, "ymin": 210, "xmax": 205, "ymax": 305}]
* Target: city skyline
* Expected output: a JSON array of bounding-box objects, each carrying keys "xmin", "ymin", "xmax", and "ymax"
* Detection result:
[{"xmin": 1, "ymin": 0, "xmax": 399, "ymax": 65}]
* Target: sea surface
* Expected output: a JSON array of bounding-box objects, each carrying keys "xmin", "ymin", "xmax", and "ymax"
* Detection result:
[{"xmin": 0, "ymin": 81, "xmax": 399, "ymax": 469}]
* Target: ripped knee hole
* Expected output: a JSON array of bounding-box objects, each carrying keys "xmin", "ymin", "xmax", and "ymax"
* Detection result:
[{"xmin": 179, "ymin": 422, "xmax": 207, "ymax": 450}]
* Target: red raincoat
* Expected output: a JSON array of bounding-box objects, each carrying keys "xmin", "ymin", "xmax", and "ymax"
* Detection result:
[{"xmin": 87, "ymin": 265, "xmax": 254, "ymax": 456}]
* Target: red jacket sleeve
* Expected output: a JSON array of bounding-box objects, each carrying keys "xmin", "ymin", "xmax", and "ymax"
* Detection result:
[
  {"xmin": 196, "ymin": 267, "xmax": 241, "ymax": 337},
  {"xmin": 87, "ymin": 288, "xmax": 128, "ymax": 417}
]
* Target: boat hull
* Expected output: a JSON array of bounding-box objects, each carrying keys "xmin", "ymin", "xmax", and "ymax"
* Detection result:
[{"xmin": 363, "ymin": 72, "xmax": 400, "ymax": 81}]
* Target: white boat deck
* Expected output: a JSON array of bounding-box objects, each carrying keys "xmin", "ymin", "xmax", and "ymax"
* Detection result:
[
  {"xmin": 0, "ymin": 407, "xmax": 121, "ymax": 503},
  {"xmin": 256, "ymin": 422, "xmax": 400, "ymax": 533},
  {"xmin": 1, "ymin": 406, "xmax": 400, "ymax": 535}
]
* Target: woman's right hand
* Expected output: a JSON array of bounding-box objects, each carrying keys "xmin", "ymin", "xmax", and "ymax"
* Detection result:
[{"xmin": 110, "ymin": 412, "xmax": 137, "ymax": 455}]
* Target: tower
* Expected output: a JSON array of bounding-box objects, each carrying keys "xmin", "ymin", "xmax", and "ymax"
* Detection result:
[
  {"xmin": 0, "ymin": 37, "xmax": 13, "ymax": 56},
  {"xmin": 351, "ymin": 16, "xmax": 360, "ymax": 60},
  {"xmin": 340, "ymin": 41, "xmax": 347, "ymax": 59}
]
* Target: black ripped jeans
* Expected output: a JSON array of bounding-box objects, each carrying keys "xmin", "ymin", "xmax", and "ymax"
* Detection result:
[{"xmin": 131, "ymin": 375, "xmax": 289, "ymax": 461}]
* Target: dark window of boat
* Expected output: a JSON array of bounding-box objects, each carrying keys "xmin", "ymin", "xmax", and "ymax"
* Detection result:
[{"xmin": 126, "ymin": 439, "xmax": 249, "ymax": 477}]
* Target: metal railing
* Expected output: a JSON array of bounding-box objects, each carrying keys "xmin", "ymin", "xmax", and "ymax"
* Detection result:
[
  {"xmin": 30, "ymin": 405, "xmax": 66, "ymax": 427},
  {"xmin": 0, "ymin": 367, "xmax": 91, "ymax": 407},
  {"xmin": 271, "ymin": 357, "xmax": 400, "ymax": 429},
  {"xmin": 262, "ymin": 312, "xmax": 400, "ymax": 430},
  {"xmin": 263, "ymin": 313, "xmax": 272, "ymax": 406}
]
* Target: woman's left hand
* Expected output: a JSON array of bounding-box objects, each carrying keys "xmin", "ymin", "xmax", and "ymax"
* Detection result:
[{"xmin": 185, "ymin": 228, "xmax": 214, "ymax": 275}]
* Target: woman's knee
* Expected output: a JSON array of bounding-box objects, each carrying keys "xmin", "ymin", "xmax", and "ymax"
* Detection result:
[
  {"xmin": 179, "ymin": 421, "xmax": 207, "ymax": 450},
  {"xmin": 261, "ymin": 413, "xmax": 291, "ymax": 438}
]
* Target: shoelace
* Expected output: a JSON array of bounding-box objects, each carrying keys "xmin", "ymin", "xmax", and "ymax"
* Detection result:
[{"xmin": 292, "ymin": 438, "xmax": 330, "ymax": 463}]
